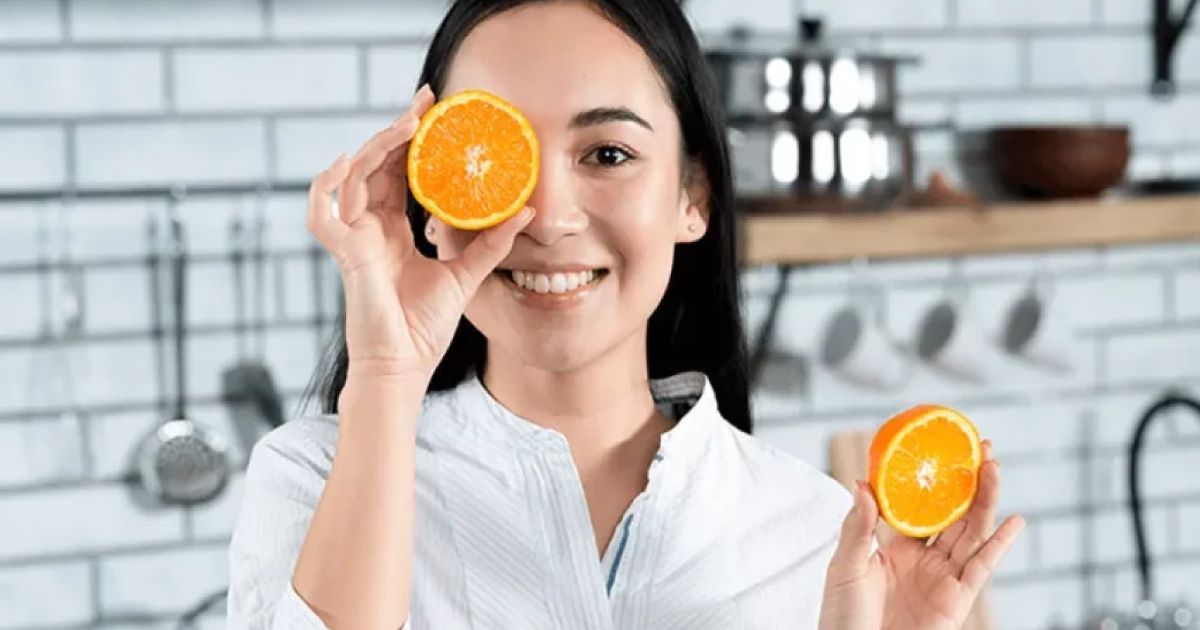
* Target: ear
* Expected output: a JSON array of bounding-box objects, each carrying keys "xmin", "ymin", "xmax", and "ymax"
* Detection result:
[
  {"xmin": 424, "ymin": 214, "xmax": 441, "ymax": 245},
  {"xmin": 676, "ymin": 158, "xmax": 711, "ymax": 244}
]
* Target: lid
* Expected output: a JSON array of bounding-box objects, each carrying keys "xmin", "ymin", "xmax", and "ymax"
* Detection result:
[{"xmin": 703, "ymin": 17, "xmax": 917, "ymax": 64}]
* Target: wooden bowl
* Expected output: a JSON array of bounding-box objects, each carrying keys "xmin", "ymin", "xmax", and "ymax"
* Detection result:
[{"xmin": 986, "ymin": 126, "xmax": 1131, "ymax": 199}]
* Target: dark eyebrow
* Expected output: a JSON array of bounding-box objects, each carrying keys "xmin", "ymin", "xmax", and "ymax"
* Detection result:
[{"xmin": 569, "ymin": 107, "xmax": 654, "ymax": 132}]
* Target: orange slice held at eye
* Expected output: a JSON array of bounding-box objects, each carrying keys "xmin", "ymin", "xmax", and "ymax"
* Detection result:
[
  {"xmin": 407, "ymin": 89, "xmax": 541, "ymax": 231},
  {"xmin": 868, "ymin": 404, "xmax": 983, "ymax": 538}
]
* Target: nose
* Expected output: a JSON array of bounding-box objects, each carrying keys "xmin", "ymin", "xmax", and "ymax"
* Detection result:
[{"xmin": 521, "ymin": 159, "xmax": 588, "ymax": 245}]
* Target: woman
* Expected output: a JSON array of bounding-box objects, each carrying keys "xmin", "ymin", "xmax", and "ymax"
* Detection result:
[{"xmin": 228, "ymin": 1, "xmax": 1024, "ymax": 628}]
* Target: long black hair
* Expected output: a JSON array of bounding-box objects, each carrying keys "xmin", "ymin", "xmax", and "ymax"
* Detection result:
[{"xmin": 304, "ymin": 0, "xmax": 752, "ymax": 433}]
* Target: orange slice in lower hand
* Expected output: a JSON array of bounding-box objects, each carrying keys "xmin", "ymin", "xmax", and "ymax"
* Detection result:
[
  {"xmin": 407, "ymin": 89, "xmax": 540, "ymax": 231},
  {"xmin": 868, "ymin": 404, "xmax": 983, "ymax": 538}
]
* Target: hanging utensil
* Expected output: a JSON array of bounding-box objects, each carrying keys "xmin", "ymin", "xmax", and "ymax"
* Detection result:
[
  {"xmin": 134, "ymin": 186, "xmax": 230, "ymax": 506},
  {"xmin": 221, "ymin": 190, "xmax": 283, "ymax": 465},
  {"xmin": 250, "ymin": 186, "xmax": 284, "ymax": 429}
]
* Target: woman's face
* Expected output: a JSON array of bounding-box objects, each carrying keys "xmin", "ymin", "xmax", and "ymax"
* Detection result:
[{"xmin": 428, "ymin": 0, "xmax": 708, "ymax": 372}]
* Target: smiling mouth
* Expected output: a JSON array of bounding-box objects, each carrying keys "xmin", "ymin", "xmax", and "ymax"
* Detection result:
[{"xmin": 494, "ymin": 268, "xmax": 611, "ymax": 295}]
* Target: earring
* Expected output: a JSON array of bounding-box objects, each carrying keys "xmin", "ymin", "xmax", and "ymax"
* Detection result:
[
  {"xmin": 687, "ymin": 223, "xmax": 700, "ymax": 233},
  {"xmin": 426, "ymin": 225, "xmax": 435, "ymax": 237}
]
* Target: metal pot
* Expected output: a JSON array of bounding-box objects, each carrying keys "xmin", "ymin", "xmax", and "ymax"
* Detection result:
[
  {"xmin": 705, "ymin": 20, "xmax": 913, "ymax": 123},
  {"xmin": 704, "ymin": 18, "xmax": 920, "ymax": 210},
  {"xmin": 727, "ymin": 116, "xmax": 914, "ymax": 209}
]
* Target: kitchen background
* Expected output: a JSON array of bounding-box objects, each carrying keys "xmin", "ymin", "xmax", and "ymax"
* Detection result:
[{"xmin": 0, "ymin": 0, "xmax": 1198, "ymax": 628}]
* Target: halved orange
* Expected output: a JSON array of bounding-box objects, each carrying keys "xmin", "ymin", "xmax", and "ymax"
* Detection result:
[
  {"xmin": 868, "ymin": 404, "xmax": 982, "ymax": 538},
  {"xmin": 407, "ymin": 89, "xmax": 540, "ymax": 231}
]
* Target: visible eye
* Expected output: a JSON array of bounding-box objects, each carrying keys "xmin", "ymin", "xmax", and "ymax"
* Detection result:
[{"xmin": 584, "ymin": 145, "xmax": 635, "ymax": 167}]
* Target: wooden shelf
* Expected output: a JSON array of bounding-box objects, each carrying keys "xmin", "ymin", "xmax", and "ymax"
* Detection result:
[{"xmin": 740, "ymin": 194, "xmax": 1200, "ymax": 266}]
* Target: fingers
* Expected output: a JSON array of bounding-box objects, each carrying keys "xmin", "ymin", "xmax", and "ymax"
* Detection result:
[
  {"xmin": 960, "ymin": 515, "xmax": 1025, "ymax": 596},
  {"xmin": 444, "ymin": 207, "xmax": 536, "ymax": 300},
  {"xmin": 937, "ymin": 439, "xmax": 993, "ymax": 556},
  {"xmin": 829, "ymin": 481, "xmax": 880, "ymax": 572},
  {"xmin": 340, "ymin": 84, "xmax": 437, "ymax": 226},
  {"xmin": 950, "ymin": 443, "xmax": 1001, "ymax": 571},
  {"xmin": 306, "ymin": 154, "xmax": 352, "ymax": 249}
]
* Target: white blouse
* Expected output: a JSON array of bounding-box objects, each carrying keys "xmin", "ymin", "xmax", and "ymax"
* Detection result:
[{"xmin": 228, "ymin": 371, "xmax": 851, "ymax": 629}]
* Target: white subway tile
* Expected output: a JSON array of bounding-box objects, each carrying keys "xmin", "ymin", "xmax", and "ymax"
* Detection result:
[
  {"xmin": 1100, "ymin": 0, "xmax": 1150, "ymax": 24},
  {"xmin": 174, "ymin": 48, "xmax": 359, "ymax": 113},
  {"xmin": 99, "ymin": 545, "xmax": 228, "ymax": 617},
  {"xmin": 274, "ymin": 114, "xmax": 394, "ymax": 181},
  {"xmin": 1180, "ymin": 502, "xmax": 1200, "ymax": 553},
  {"xmin": 955, "ymin": 96, "xmax": 1096, "ymax": 128},
  {"xmin": 271, "ymin": 0, "xmax": 444, "ymax": 38},
  {"xmin": 186, "ymin": 331, "xmax": 237, "ymax": 400},
  {"xmin": 84, "ymin": 266, "xmax": 153, "ymax": 334},
  {"xmin": 187, "ymin": 260, "xmax": 239, "ymax": 329},
  {"xmin": 995, "ymin": 517, "xmax": 1034, "ymax": 578},
  {"xmin": 1087, "ymin": 388, "xmax": 1191, "ymax": 450},
  {"xmin": 0, "ymin": 50, "xmax": 163, "ymax": 117},
  {"xmin": 880, "ymin": 37, "xmax": 1020, "ymax": 93},
  {"xmin": 366, "ymin": 45, "xmax": 427, "ymax": 109},
  {"xmin": 76, "ymin": 338, "xmax": 159, "ymax": 407},
  {"xmin": 0, "ymin": 126, "xmax": 66, "ymax": 191},
  {"xmin": 955, "ymin": 398, "xmax": 1085, "ymax": 460},
  {"xmin": 686, "ymin": 0, "xmax": 792, "ymax": 34},
  {"xmin": 1037, "ymin": 516, "xmax": 1084, "ymax": 571},
  {"xmin": 958, "ymin": 0, "xmax": 1093, "ymax": 27},
  {"xmin": 0, "ymin": 417, "xmax": 85, "ymax": 487},
  {"xmin": 263, "ymin": 325, "xmax": 320, "ymax": 392},
  {"xmin": 88, "ymin": 409, "xmax": 161, "ymax": 481},
  {"xmin": 1002, "ymin": 460, "xmax": 1082, "ymax": 513},
  {"xmin": 71, "ymin": 0, "xmax": 263, "ymax": 41},
  {"xmin": 754, "ymin": 418, "xmax": 873, "ymax": 471},
  {"xmin": 0, "ymin": 0, "xmax": 62, "ymax": 42},
  {"xmin": 263, "ymin": 192, "xmax": 316, "ymax": 251},
  {"xmin": 1154, "ymin": 562, "xmax": 1200, "ymax": 608},
  {"xmin": 190, "ymin": 470, "xmax": 245, "ymax": 538},
  {"xmin": 1104, "ymin": 240, "xmax": 1200, "ymax": 269},
  {"xmin": 1169, "ymin": 146, "xmax": 1200, "ymax": 178},
  {"xmin": 1103, "ymin": 94, "xmax": 1200, "ymax": 146},
  {"xmin": 76, "ymin": 119, "xmax": 268, "ymax": 188},
  {"xmin": 0, "ymin": 484, "xmax": 184, "ymax": 561},
  {"xmin": 990, "ymin": 576, "xmax": 1084, "ymax": 630},
  {"xmin": 897, "ymin": 98, "xmax": 953, "ymax": 125},
  {"xmin": 0, "ymin": 202, "xmax": 45, "ymax": 265},
  {"xmin": 69, "ymin": 197, "xmax": 159, "ymax": 260},
  {"xmin": 800, "ymin": 0, "xmax": 948, "ymax": 29},
  {"xmin": 1127, "ymin": 150, "xmax": 1168, "ymax": 180},
  {"xmin": 960, "ymin": 249, "xmax": 1104, "ymax": 277},
  {"xmin": 1177, "ymin": 270, "xmax": 1200, "ymax": 320},
  {"xmin": 1105, "ymin": 327, "xmax": 1200, "ymax": 384},
  {"xmin": 1031, "ymin": 34, "xmax": 1150, "ymax": 89},
  {"xmin": 277, "ymin": 256, "xmax": 319, "ymax": 324},
  {"xmin": 0, "ymin": 273, "xmax": 42, "ymax": 338},
  {"xmin": 0, "ymin": 560, "xmax": 92, "ymax": 629},
  {"xmin": 1135, "ymin": 445, "xmax": 1200, "ymax": 500},
  {"xmin": 1088, "ymin": 505, "xmax": 1173, "ymax": 564},
  {"xmin": 1054, "ymin": 272, "xmax": 1166, "ymax": 330}
]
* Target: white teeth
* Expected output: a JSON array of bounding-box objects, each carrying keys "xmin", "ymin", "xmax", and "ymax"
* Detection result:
[
  {"xmin": 508, "ymin": 270, "xmax": 603, "ymax": 294},
  {"xmin": 550, "ymin": 273, "xmax": 567, "ymax": 294}
]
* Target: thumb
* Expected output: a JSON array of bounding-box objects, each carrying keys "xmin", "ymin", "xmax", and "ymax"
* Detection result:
[
  {"xmin": 445, "ymin": 206, "xmax": 536, "ymax": 299},
  {"xmin": 830, "ymin": 481, "xmax": 880, "ymax": 570}
]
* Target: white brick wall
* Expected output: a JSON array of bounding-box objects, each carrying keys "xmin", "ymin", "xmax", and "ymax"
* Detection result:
[
  {"xmin": 0, "ymin": 560, "xmax": 93, "ymax": 629},
  {"xmin": 0, "ymin": 0, "xmax": 1198, "ymax": 627},
  {"xmin": 70, "ymin": 0, "xmax": 264, "ymax": 41},
  {"xmin": 173, "ymin": 47, "xmax": 360, "ymax": 113},
  {"xmin": 0, "ymin": 50, "xmax": 165, "ymax": 117},
  {"xmin": 0, "ymin": 0, "xmax": 62, "ymax": 43}
]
